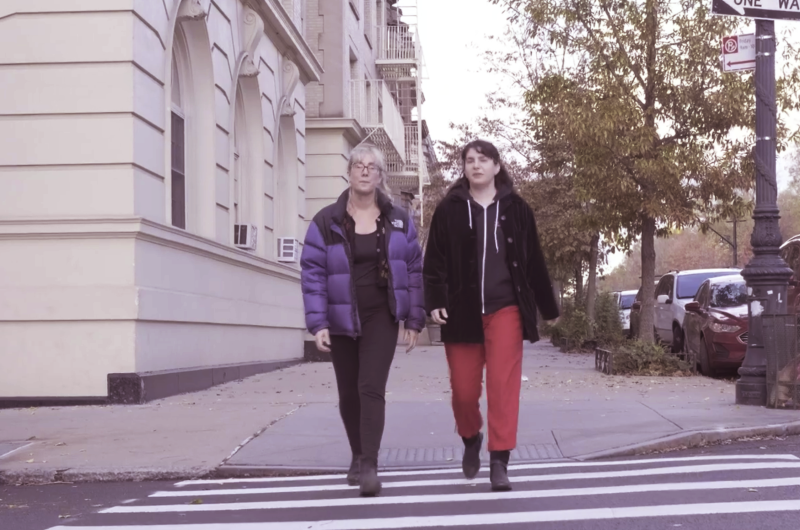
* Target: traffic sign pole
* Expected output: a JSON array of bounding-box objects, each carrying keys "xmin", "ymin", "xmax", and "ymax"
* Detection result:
[{"xmin": 736, "ymin": 20, "xmax": 793, "ymax": 407}]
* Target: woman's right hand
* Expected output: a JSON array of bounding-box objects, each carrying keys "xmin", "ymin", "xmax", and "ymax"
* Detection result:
[
  {"xmin": 431, "ymin": 308, "xmax": 448, "ymax": 325},
  {"xmin": 315, "ymin": 329, "xmax": 331, "ymax": 352}
]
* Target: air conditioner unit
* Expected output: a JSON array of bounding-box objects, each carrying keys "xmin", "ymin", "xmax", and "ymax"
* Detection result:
[
  {"xmin": 234, "ymin": 224, "xmax": 258, "ymax": 250},
  {"xmin": 277, "ymin": 237, "xmax": 299, "ymax": 263}
]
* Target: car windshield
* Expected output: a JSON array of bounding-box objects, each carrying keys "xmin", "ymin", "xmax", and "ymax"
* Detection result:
[
  {"xmin": 710, "ymin": 281, "xmax": 748, "ymax": 308},
  {"xmin": 677, "ymin": 272, "xmax": 737, "ymax": 299},
  {"xmin": 620, "ymin": 294, "xmax": 636, "ymax": 310}
]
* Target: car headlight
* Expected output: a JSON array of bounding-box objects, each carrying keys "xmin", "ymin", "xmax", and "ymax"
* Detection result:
[{"xmin": 710, "ymin": 321, "xmax": 741, "ymax": 333}]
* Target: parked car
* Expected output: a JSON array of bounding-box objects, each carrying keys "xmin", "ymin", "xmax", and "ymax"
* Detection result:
[
  {"xmin": 683, "ymin": 274, "xmax": 748, "ymax": 376},
  {"xmin": 653, "ymin": 268, "xmax": 741, "ymax": 353},
  {"xmin": 618, "ymin": 289, "xmax": 638, "ymax": 337}
]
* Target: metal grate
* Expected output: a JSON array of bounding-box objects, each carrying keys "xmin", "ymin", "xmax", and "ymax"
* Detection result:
[{"xmin": 378, "ymin": 443, "xmax": 563, "ymax": 466}]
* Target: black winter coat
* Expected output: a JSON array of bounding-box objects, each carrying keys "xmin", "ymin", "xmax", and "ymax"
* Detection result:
[{"xmin": 423, "ymin": 179, "xmax": 559, "ymax": 344}]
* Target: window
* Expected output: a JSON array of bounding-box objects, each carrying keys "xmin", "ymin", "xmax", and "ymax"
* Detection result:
[
  {"xmin": 364, "ymin": 0, "xmax": 374, "ymax": 46},
  {"xmin": 677, "ymin": 272, "xmax": 736, "ymax": 299},
  {"xmin": 171, "ymin": 51, "xmax": 186, "ymax": 229},
  {"xmin": 710, "ymin": 281, "xmax": 748, "ymax": 308},
  {"xmin": 695, "ymin": 283, "xmax": 709, "ymax": 307},
  {"xmin": 233, "ymin": 84, "xmax": 246, "ymax": 226},
  {"xmin": 620, "ymin": 293, "xmax": 636, "ymax": 310},
  {"xmin": 656, "ymin": 277, "xmax": 673, "ymax": 298}
]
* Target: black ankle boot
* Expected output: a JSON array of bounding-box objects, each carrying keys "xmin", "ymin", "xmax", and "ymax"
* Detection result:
[
  {"xmin": 346, "ymin": 453, "xmax": 360, "ymax": 486},
  {"xmin": 359, "ymin": 456, "xmax": 381, "ymax": 497},
  {"xmin": 490, "ymin": 450, "xmax": 511, "ymax": 491},
  {"xmin": 461, "ymin": 432, "xmax": 483, "ymax": 479}
]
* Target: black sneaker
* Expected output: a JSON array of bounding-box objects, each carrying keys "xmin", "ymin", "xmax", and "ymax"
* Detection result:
[
  {"xmin": 490, "ymin": 450, "xmax": 511, "ymax": 491},
  {"xmin": 346, "ymin": 454, "xmax": 360, "ymax": 486},
  {"xmin": 461, "ymin": 432, "xmax": 483, "ymax": 479}
]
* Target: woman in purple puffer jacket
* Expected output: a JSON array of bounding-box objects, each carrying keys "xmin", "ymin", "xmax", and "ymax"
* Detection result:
[{"xmin": 300, "ymin": 144, "xmax": 425, "ymax": 497}]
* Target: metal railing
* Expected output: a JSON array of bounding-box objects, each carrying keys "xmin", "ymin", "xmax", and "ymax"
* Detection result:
[
  {"xmin": 349, "ymin": 80, "xmax": 405, "ymax": 163},
  {"xmin": 377, "ymin": 25, "xmax": 419, "ymax": 62}
]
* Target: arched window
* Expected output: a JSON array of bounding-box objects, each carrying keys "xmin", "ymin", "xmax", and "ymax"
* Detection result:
[
  {"xmin": 166, "ymin": 8, "xmax": 216, "ymax": 238},
  {"xmin": 233, "ymin": 84, "xmax": 247, "ymax": 227},
  {"xmin": 171, "ymin": 48, "xmax": 187, "ymax": 229}
]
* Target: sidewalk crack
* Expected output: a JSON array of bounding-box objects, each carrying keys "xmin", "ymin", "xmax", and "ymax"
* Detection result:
[
  {"xmin": 638, "ymin": 401, "xmax": 684, "ymax": 430},
  {"xmin": 218, "ymin": 403, "xmax": 306, "ymax": 467}
]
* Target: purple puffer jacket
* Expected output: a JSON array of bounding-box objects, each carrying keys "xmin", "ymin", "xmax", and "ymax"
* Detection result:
[{"xmin": 300, "ymin": 189, "xmax": 425, "ymax": 337}]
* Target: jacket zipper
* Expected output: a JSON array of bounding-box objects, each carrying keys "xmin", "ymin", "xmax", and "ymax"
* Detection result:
[
  {"xmin": 481, "ymin": 202, "xmax": 488, "ymax": 314},
  {"xmin": 384, "ymin": 216, "xmax": 398, "ymax": 320},
  {"xmin": 331, "ymin": 223, "xmax": 360, "ymax": 339}
]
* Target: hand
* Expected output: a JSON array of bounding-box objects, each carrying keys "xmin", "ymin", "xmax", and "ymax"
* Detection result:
[
  {"xmin": 405, "ymin": 329, "xmax": 419, "ymax": 353},
  {"xmin": 546, "ymin": 317, "xmax": 560, "ymax": 326},
  {"xmin": 315, "ymin": 329, "xmax": 331, "ymax": 352},
  {"xmin": 431, "ymin": 308, "xmax": 448, "ymax": 325}
]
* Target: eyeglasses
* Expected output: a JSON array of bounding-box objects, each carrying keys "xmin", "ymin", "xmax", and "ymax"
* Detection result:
[{"xmin": 353, "ymin": 163, "xmax": 380, "ymax": 174}]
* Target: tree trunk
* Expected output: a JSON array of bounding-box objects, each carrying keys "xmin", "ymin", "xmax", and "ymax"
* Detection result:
[
  {"xmin": 553, "ymin": 279, "xmax": 563, "ymax": 312},
  {"xmin": 639, "ymin": 216, "xmax": 657, "ymax": 344},
  {"xmin": 585, "ymin": 233, "xmax": 600, "ymax": 329},
  {"xmin": 574, "ymin": 262, "xmax": 584, "ymax": 304}
]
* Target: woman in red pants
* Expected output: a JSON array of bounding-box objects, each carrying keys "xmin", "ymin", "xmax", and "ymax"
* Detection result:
[{"xmin": 423, "ymin": 139, "xmax": 559, "ymax": 491}]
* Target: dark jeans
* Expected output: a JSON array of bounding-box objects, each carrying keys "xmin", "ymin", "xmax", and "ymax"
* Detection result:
[{"xmin": 329, "ymin": 284, "xmax": 399, "ymax": 461}]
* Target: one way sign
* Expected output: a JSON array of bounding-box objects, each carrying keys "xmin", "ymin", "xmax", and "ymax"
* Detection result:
[
  {"xmin": 722, "ymin": 34, "xmax": 755, "ymax": 72},
  {"xmin": 713, "ymin": 0, "xmax": 800, "ymax": 21}
]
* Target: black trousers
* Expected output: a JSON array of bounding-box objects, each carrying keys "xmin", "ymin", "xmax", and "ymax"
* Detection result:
[{"xmin": 329, "ymin": 284, "xmax": 399, "ymax": 461}]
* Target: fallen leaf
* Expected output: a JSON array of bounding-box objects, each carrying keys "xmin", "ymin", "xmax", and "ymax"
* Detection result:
[
  {"xmin": 25, "ymin": 459, "xmax": 34, "ymax": 463},
  {"xmin": 190, "ymin": 499, "xmax": 204, "ymax": 505},
  {"xmin": 749, "ymin": 488, "xmax": 758, "ymax": 492}
]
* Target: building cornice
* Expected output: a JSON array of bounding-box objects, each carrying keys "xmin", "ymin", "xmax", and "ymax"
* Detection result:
[
  {"xmin": 248, "ymin": 0, "xmax": 323, "ymax": 84},
  {"xmin": 306, "ymin": 118, "xmax": 365, "ymax": 146},
  {"xmin": 0, "ymin": 217, "xmax": 302, "ymax": 283}
]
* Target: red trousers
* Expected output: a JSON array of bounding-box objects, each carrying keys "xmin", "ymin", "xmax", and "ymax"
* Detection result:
[{"xmin": 444, "ymin": 305, "xmax": 523, "ymax": 452}]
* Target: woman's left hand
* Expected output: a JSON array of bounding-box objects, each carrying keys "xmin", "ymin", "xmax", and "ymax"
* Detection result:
[{"xmin": 405, "ymin": 329, "xmax": 419, "ymax": 353}]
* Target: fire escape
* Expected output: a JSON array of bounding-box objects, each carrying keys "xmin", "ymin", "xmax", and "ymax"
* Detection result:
[{"xmin": 376, "ymin": 1, "xmax": 429, "ymax": 210}]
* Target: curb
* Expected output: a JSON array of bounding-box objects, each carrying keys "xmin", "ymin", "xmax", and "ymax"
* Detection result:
[
  {"xmin": 0, "ymin": 466, "xmax": 216, "ymax": 486},
  {"xmin": 575, "ymin": 420, "xmax": 800, "ymax": 461},
  {"xmin": 5, "ymin": 421, "xmax": 800, "ymax": 484}
]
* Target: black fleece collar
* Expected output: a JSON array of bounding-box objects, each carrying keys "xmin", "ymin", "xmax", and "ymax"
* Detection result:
[{"xmin": 332, "ymin": 189, "xmax": 394, "ymax": 224}]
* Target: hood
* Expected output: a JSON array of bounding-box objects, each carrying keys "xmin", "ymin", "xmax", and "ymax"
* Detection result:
[
  {"xmin": 446, "ymin": 176, "xmax": 514, "ymax": 203},
  {"xmin": 710, "ymin": 305, "xmax": 749, "ymax": 322}
]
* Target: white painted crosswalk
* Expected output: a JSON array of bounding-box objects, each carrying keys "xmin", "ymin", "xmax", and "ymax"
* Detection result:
[{"xmin": 47, "ymin": 454, "xmax": 800, "ymax": 529}]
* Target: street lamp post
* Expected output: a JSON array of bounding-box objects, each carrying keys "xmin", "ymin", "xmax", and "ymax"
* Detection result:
[{"xmin": 736, "ymin": 20, "xmax": 793, "ymax": 407}]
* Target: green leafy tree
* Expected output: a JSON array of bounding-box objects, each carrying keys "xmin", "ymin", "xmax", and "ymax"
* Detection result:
[{"xmin": 492, "ymin": 0, "xmax": 800, "ymax": 342}]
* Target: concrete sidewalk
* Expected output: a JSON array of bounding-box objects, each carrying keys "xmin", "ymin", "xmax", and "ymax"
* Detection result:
[{"xmin": 2, "ymin": 342, "xmax": 800, "ymax": 484}]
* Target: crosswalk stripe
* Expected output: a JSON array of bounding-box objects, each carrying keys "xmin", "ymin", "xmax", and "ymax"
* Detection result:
[
  {"xmin": 151, "ymin": 461, "xmax": 800, "ymax": 497},
  {"xmin": 103, "ymin": 476, "xmax": 800, "ymax": 513},
  {"xmin": 45, "ymin": 500, "xmax": 800, "ymax": 529},
  {"xmin": 174, "ymin": 453, "xmax": 800, "ymax": 487}
]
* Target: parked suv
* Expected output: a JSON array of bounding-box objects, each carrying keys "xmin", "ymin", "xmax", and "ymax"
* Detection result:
[{"xmin": 654, "ymin": 268, "xmax": 741, "ymax": 353}]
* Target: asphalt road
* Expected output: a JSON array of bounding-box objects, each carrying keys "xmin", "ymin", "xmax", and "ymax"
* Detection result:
[{"xmin": 5, "ymin": 435, "xmax": 800, "ymax": 530}]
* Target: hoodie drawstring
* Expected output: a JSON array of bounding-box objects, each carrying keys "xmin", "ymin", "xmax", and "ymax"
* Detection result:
[
  {"xmin": 467, "ymin": 201, "xmax": 473, "ymax": 230},
  {"xmin": 494, "ymin": 202, "xmax": 499, "ymax": 253}
]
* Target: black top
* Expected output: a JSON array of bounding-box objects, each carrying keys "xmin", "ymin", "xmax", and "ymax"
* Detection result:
[
  {"xmin": 473, "ymin": 199, "xmax": 517, "ymax": 315},
  {"xmin": 353, "ymin": 231, "xmax": 381, "ymax": 287}
]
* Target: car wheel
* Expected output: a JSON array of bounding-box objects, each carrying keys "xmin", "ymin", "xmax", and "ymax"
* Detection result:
[
  {"xmin": 699, "ymin": 338, "xmax": 716, "ymax": 378},
  {"xmin": 671, "ymin": 325, "xmax": 684, "ymax": 355}
]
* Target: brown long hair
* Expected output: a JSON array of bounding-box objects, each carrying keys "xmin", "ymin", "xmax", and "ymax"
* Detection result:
[{"xmin": 460, "ymin": 139, "xmax": 514, "ymax": 188}]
